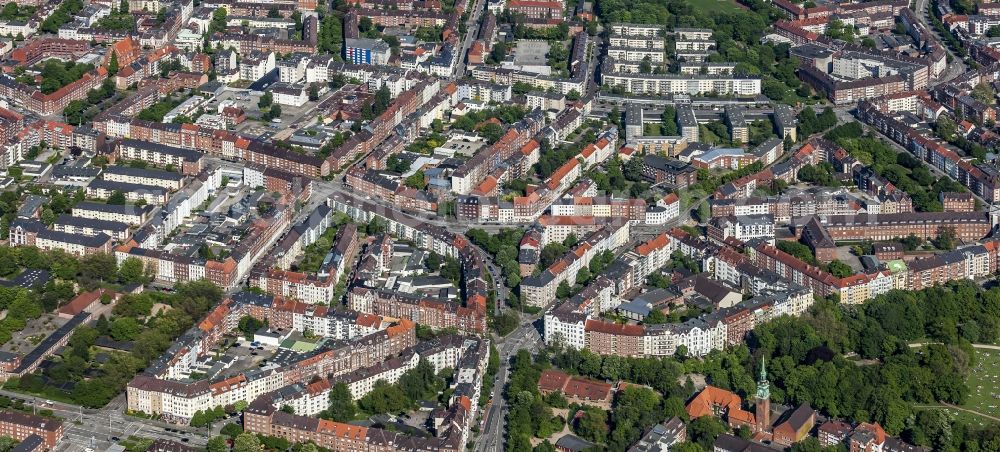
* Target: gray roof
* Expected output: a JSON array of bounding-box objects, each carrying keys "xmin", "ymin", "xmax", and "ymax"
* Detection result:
[
  {"xmin": 88, "ymin": 179, "xmax": 168, "ymax": 196},
  {"xmin": 16, "ymin": 195, "xmax": 47, "ymax": 218},
  {"xmin": 37, "ymin": 229, "xmax": 111, "ymax": 247},
  {"xmin": 617, "ymin": 299, "xmax": 652, "ymax": 316},
  {"xmin": 103, "ymin": 165, "xmax": 184, "ymax": 181},
  {"xmin": 74, "ymin": 201, "xmax": 153, "ymax": 216},
  {"xmin": 11, "ymin": 434, "xmax": 42, "ymax": 452},
  {"xmin": 346, "ymin": 37, "xmax": 390, "ymax": 52},
  {"xmin": 118, "ymin": 139, "xmax": 203, "ymax": 162},
  {"xmin": 555, "ymin": 435, "xmax": 595, "ymax": 452},
  {"xmin": 53, "ymin": 214, "xmax": 130, "ymax": 232},
  {"xmin": 52, "ymin": 165, "xmax": 101, "ymax": 179}
]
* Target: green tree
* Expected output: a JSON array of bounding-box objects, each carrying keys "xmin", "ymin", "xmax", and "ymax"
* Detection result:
[
  {"xmin": 972, "ymin": 83, "xmax": 994, "ymax": 103},
  {"xmin": 488, "ymin": 42, "xmax": 507, "ymax": 64},
  {"xmin": 40, "ymin": 208, "xmax": 55, "ymax": 226},
  {"xmin": 108, "ymin": 51, "xmax": 119, "ymax": 76},
  {"xmin": 534, "ymin": 441, "xmax": 556, "ymax": 452},
  {"xmin": 107, "ymin": 190, "xmax": 127, "ymax": 205},
  {"xmin": 326, "ymin": 382, "xmax": 356, "ymax": 422},
  {"xmin": 825, "ymin": 260, "xmax": 853, "ymax": 278},
  {"xmin": 424, "ymin": 252, "xmax": 442, "ymax": 271},
  {"xmin": 80, "ymin": 253, "xmax": 118, "ymax": 283},
  {"xmin": 478, "ymin": 122, "xmax": 504, "ymax": 144},
  {"xmin": 0, "ymin": 3, "xmax": 17, "ymax": 20},
  {"xmin": 556, "ymin": 281, "xmax": 571, "ymax": 299},
  {"xmin": 258, "ymin": 92, "xmax": 273, "ymax": 108},
  {"xmin": 207, "ymin": 436, "xmax": 228, "ymax": 452},
  {"xmin": 210, "ymin": 7, "xmax": 227, "ymax": 33},
  {"xmin": 233, "ymin": 433, "xmax": 262, "ymax": 452},
  {"xmin": 572, "ymin": 406, "xmax": 608, "ymax": 443},
  {"xmin": 220, "ymin": 423, "xmax": 243, "ymax": 437},
  {"xmin": 672, "ymin": 443, "xmax": 704, "ymax": 452},
  {"xmin": 373, "ymin": 85, "xmax": 391, "ymax": 115},
  {"xmin": 238, "ymin": 315, "xmax": 265, "ymax": 340},
  {"xmin": 934, "ymin": 226, "xmax": 957, "ymax": 250},
  {"xmin": 110, "ymin": 317, "xmax": 142, "ymax": 341},
  {"xmin": 688, "ymin": 416, "xmax": 727, "ymax": 450},
  {"xmin": 118, "ymin": 257, "xmax": 147, "ymax": 284},
  {"xmin": 696, "ymin": 202, "xmax": 710, "ymax": 222},
  {"xmin": 267, "ymin": 104, "xmax": 282, "ymax": 120},
  {"xmin": 644, "ymin": 310, "xmax": 667, "ymax": 324},
  {"xmin": 639, "ymin": 56, "xmax": 652, "ymax": 73},
  {"xmin": 494, "ymin": 311, "xmax": 519, "ymax": 336},
  {"xmin": 935, "ymin": 115, "xmax": 957, "ymax": 142},
  {"xmin": 404, "ymin": 171, "xmax": 427, "ymax": 189}
]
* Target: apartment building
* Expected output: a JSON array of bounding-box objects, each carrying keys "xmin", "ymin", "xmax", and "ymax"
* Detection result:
[
  {"xmin": 52, "ymin": 215, "xmax": 130, "ymax": 242},
  {"xmin": 818, "ymin": 212, "xmax": 992, "ymax": 242},
  {"xmin": 116, "ymin": 139, "xmax": 205, "ymax": 175},
  {"xmin": 602, "ymin": 72, "xmax": 761, "ymax": 96},
  {"xmin": 36, "ymin": 230, "xmax": 113, "ymax": 257},
  {"xmin": 239, "ymin": 50, "xmax": 276, "ymax": 81},
  {"xmin": 71, "ymin": 201, "xmax": 153, "ymax": 226},
  {"xmin": 609, "ymin": 23, "xmax": 663, "ymax": 37},
  {"xmin": 86, "ymin": 179, "xmax": 169, "ymax": 205},
  {"xmin": 345, "ymin": 38, "xmax": 391, "ymax": 65},
  {"xmin": 101, "ymin": 166, "xmax": 185, "ymax": 191},
  {"xmin": 707, "ymin": 215, "xmax": 776, "ymax": 244},
  {"xmin": 0, "ymin": 411, "xmax": 63, "ymax": 449}
]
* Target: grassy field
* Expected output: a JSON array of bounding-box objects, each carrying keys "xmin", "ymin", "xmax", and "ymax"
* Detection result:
[
  {"xmin": 688, "ymin": 0, "xmax": 744, "ymax": 14},
  {"xmin": 914, "ymin": 348, "xmax": 1000, "ymax": 428},
  {"xmin": 915, "ymin": 405, "xmax": 988, "ymax": 427},
  {"xmin": 964, "ymin": 348, "xmax": 1000, "ymax": 419}
]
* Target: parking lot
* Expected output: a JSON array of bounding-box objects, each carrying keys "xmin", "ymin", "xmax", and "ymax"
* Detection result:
[{"xmin": 208, "ymin": 338, "xmax": 280, "ymax": 377}]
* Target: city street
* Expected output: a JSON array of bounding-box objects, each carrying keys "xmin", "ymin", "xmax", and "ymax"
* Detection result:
[
  {"xmin": 474, "ymin": 316, "xmax": 543, "ymax": 452},
  {"xmin": 0, "ymin": 389, "xmax": 208, "ymax": 452},
  {"xmin": 455, "ymin": 0, "xmax": 488, "ymax": 77},
  {"xmin": 912, "ymin": 0, "xmax": 967, "ymax": 85}
]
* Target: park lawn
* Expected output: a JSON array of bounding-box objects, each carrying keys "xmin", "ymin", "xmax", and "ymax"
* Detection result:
[
  {"xmin": 915, "ymin": 405, "xmax": 988, "ymax": 428},
  {"xmin": 963, "ymin": 348, "xmax": 1000, "ymax": 418},
  {"xmin": 688, "ymin": 0, "xmax": 744, "ymax": 14}
]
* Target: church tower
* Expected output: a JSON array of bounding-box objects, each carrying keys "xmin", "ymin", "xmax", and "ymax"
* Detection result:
[{"xmin": 755, "ymin": 356, "xmax": 770, "ymax": 433}]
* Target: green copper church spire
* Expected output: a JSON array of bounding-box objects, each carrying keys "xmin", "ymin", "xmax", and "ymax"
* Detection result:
[{"xmin": 755, "ymin": 356, "xmax": 770, "ymax": 400}]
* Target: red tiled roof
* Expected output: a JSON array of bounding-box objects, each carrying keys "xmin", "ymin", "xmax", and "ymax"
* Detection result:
[
  {"xmin": 564, "ymin": 376, "xmax": 612, "ymax": 401},
  {"xmin": 636, "ymin": 233, "xmax": 669, "ymax": 256},
  {"xmin": 546, "ymin": 159, "xmax": 579, "ymax": 190},
  {"xmin": 58, "ymin": 288, "xmax": 116, "ymax": 316},
  {"xmin": 686, "ymin": 385, "xmax": 754, "ymax": 425},
  {"xmin": 585, "ymin": 319, "xmax": 644, "ymax": 336},
  {"xmin": 538, "ymin": 369, "xmax": 570, "ymax": 392}
]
